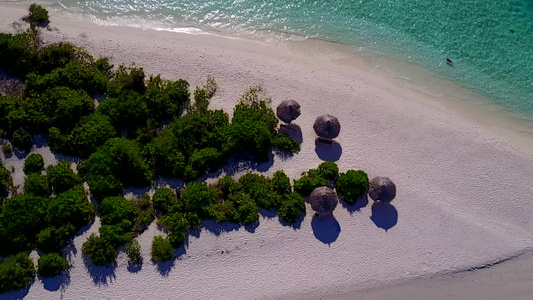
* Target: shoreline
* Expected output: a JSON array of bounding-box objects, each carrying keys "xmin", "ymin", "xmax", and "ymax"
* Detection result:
[
  {"xmin": 2, "ymin": 2, "xmax": 532, "ymax": 154},
  {"xmin": 2, "ymin": 4, "xmax": 533, "ymax": 300}
]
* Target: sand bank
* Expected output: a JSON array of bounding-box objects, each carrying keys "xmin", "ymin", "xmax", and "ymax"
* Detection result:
[{"xmin": 1, "ymin": 4, "xmax": 533, "ymax": 300}]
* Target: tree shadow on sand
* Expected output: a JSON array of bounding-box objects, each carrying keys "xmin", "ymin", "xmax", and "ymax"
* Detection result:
[
  {"xmin": 311, "ymin": 214, "xmax": 341, "ymax": 245},
  {"xmin": 127, "ymin": 262, "xmax": 142, "ymax": 273},
  {"xmin": 155, "ymin": 238, "xmax": 188, "ymax": 277},
  {"xmin": 278, "ymin": 212, "xmax": 305, "ymax": 230},
  {"xmin": 1, "ymin": 284, "xmax": 32, "ymax": 300},
  {"xmin": 83, "ymin": 257, "xmax": 117, "ymax": 286},
  {"xmin": 40, "ymin": 270, "xmax": 71, "ymax": 292},
  {"xmin": 340, "ymin": 194, "xmax": 369, "ymax": 214},
  {"xmin": 370, "ymin": 201, "xmax": 398, "ymax": 231},
  {"xmin": 315, "ymin": 139, "xmax": 342, "ymax": 162}
]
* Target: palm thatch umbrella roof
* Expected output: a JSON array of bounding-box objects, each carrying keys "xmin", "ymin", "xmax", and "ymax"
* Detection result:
[
  {"xmin": 310, "ymin": 186, "xmax": 338, "ymax": 216},
  {"xmin": 276, "ymin": 100, "xmax": 301, "ymax": 124},
  {"xmin": 368, "ymin": 177, "xmax": 396, "ymax": 202},
  {"xmin": 313, "ymin": 114, "xmax": 340, "ymax": 139}
]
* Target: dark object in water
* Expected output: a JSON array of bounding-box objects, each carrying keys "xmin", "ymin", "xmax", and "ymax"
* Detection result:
[
  {"xmin": 446, "ymin": 58, "xmax": 453, "ymax": 64},
  {"xmin": 510, "ymin": 29, "xmax": 515, "ymax": 33}
]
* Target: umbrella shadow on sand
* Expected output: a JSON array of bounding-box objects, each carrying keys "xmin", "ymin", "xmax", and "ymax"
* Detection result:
[
  {"xmin": 278, "ymin": 123, "xmax": 303, "ymax": 144},
  {"xmin": 315, "ymin": 139, "xmax": 342, "ymax": 162},
  {"xmin": 370, "ymin": 202, "xmax": 398, "ymax": 231},
  {"xmin": 311, "ymin": 214, "xmax": 341, "ymax": 245}
]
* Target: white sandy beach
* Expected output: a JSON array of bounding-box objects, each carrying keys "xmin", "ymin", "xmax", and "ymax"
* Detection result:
[{"xmin": 1, "ymin": 4, "xmax": 533, "ymax": 300}]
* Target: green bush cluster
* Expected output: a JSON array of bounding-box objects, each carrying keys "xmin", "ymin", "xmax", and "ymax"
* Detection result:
[
  {"xmin": 0, "ymin": 161, "xmax": 93, "ymax": 256},
  {"xmin": 37, "ymin": 253, "xmax": 68, "ymax": 277},
  {"xmin": 293, "ymin": 161, "xmax": 340, "ymax": 196},
  {"xmin": 125, "ymin": 239, "xmax": 142, "ymax": 264},
  {"xmin": 28, "ymin": 4, "xmax": 50, "ymax": 24},
  {"xmin": 81, "ymin": 195, "xmax": 152, "ymax": 266},
  {"xmin": 336, "ymin": 170, "xmax": 369, "ymax": 204},
  {"xmin": 23, "ymin": 153, "xmax": 45, "ymax": 174},
  {"xmin": 0, "ymin": 161, "xmax": 13, "ymax": 199},
  {"xmin": 151, "ymin": 235, "xmax": 173, "ymax": 263},
  {"xmin": 0, "ymin": 253, "xmax": 35, "ymax": 293},
  {"xmin": 78, "ymin": 138, "xmax": 151, "ymax": 201}
]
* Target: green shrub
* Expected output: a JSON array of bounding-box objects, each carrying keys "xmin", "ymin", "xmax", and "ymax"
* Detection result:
[
  {"xmin": 230, "ymin": 88, "xmax": 278, "ymax": 162},
  {"xmin": 37, "ymin": 43, "xmax": 85, "ymax": 75},
  {"xmin": 98, "ymin": 90, "xmax": 147, "ymax": 131},
  {"xmin": 192, "ymin": 87, "xmax": 210, "ymax": 113},
  {"xmin": 152, "ymin": 188, "xmax": 176, "ymax": 214},
  {"xmin": 278, "ymin": 192, "xmax": 305, "ymax": 224},
  {"xmin": 0, "ymin": 32, "xmax": 39, "ymax": 77},
  {"xmin": 107, "ymin": 66, "xmax": 146, "ymax": 97},
  {"xmin": 180, "ymin": 181, "xmax": 218, "ymax": 218},
  {"xmin": 23, "ymin": 153, "xmax": 44, "ymax": 174},
  {"xmin": 98, "ymin": 197, "xmax": 137, "ymax": 226},
  {"xmin": 184, "ymin": 147, "xmax": 222, "ymax": 180},
  {"xmin": 146, "ymin": 128, "xmax": 185, "ymax": 178},
  {"xmin": 151, "ymin": 235, "xmax": 173, "ymax": 263},
  {"xmin": 293, "ymin": 169, "xmax": 328, "ymax": 196},
  {"xmin": 0, "ymin": 162, "xmax": 12, "ymax": 199},
  {"xmin": 46, "ymin": 161, "xmax": 82, "ymax": 195},
  {"xmin": 12, "ymin": 128, "xmax": 32, "ymax": 151},
  {"xmin": 28, "ymin": 4, "xmax": 50, "ymax": 24},
  {"xmin": 271, "ymin": 170, "xmax": 291, "ymax": 196},
  {"xmin": 81, "ymin": 233, "xmax": 117, "ymax": 266},
  {"xmin": 2, "ymin": 142, "xmax": 12, "ymax": 154},
  {"xmin": 99, "ymin": 221, "xmax": 133, "ymax": 248},
  {"xmin": 186, "ymin": 212, "xmax": 201, "ymax": 229},
  {"xmin": 239, "ymin": 173, "xmax": 279, "ymax": 209},
  {"xmin": 25, "ymin": 173, "xmax": 50, "ymax": 197},
  {"xmin": 37, "ymin": 253, "xmax": 68, "ymax": 277},
  {"xmin": 0, "ymin": 253, "xmax": 35, "ymax": 293},
  {"xmin": 336, "ymin": 170, "xmax": 369, "ymax": 204},
  {"xmin": 157, "ymin": 212, "xmax": 188, "ymax": 248},
  {"xmin": 46, "ymin": 186, "xmax": 94, "ymax": 230},
  {"xmin": 136, "ymin": 210, "xmax": 154, "ymax": 233},
  {"xmin": 170, "ymin": 109, "xmax": 231, "ymax": 160},
  {"xmin": 217, "ymin": 175, "xmax": 242, "ymax": 199},
  {"xmin": 272, "ymin": 132, "xmax": 300, "ymax": 154},
  {"xmin": 0, "ymin": 194, "xmax": 48, "ymax": 254},
  {"xmin": 78, "ymin": 138, "xmax": 151, "ymax": 200},
  {"xmin": 145, "ymin": 76, "xmax": 189, "ymax": 120},
  {"xmin": 36, "ymin": 224, "xmax": 74, "ymax": 253},
  {"xmin": 318, "ymin": 161, "xmax": 339, "ymax": 182},
  {"xmin": 24, "ymin": 60, "xmax": 108, "ymax": 96},
  {"xmin": 125, "ymin": 239, "xmax": 142, "ymax": 264},
  {"xmin": 50, "ymin": 114, "xmax": 116, "ymax": 158}
]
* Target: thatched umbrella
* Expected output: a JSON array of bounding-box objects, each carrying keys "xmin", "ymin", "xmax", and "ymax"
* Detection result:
[
  {"xmin": 368, "ymin": 177, "xmax": 396, "ymax": 203},
  {"xmin": 276, "ymin": 100, "xmax": 301, "ymax": 124},
  {"xmin": 313, "ymin": 114, "xmax": 340, "ymax": 139},
  {"xmin": 310, "ymin": 186, "xmax": 338, "ymax": 216}
]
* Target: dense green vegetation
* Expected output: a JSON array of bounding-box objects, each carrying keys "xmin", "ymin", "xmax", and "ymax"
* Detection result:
[
  {"xmin": 0, "ymin": 253, "xmax": 35, "ymax": 293},
  {"xmin": 0, "ymin": 7, "xmax": 376, "ymax": 289},
  {"xmin": 0, "ymin": 158, "xmax": 94, "ymax": 256},
  {"xmin": 37, "ymin": 253, "xmax": 68, "ymax": 277}
]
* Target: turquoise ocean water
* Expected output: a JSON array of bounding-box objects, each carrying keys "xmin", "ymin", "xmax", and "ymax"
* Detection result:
[{"xmin": 6, "ymin": 0, "xmax": 533, "ymax": 121}]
